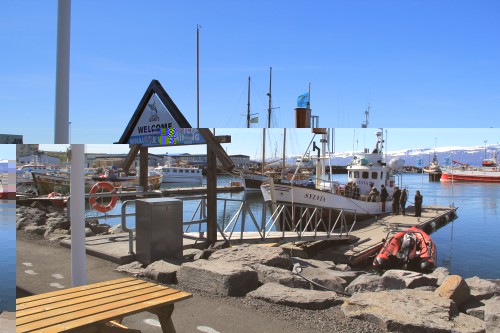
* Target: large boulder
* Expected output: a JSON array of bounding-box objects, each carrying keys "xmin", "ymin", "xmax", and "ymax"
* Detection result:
[
  {"xmin": 485, "ymin": 296, "xmax": 500, "ymax": 333},
  {"xmin": 461, "ymin": 297, "xmax": 498, "ymax": 321},
  {"xmin": 115, "ymin": 261, "xmax": 146, "ymax": 276},
  {"xmin": 144, "ymin": 260, "xmax": 180, "ymax": 284},
  {"xmin": 23, "ymin": 207, "xmax": 47, "ymax": 226},
  {"xmin": 466, "ymin": 276, "xmax": 500, "ymax": 301},
  {"xmin": 345, "ymin": 273, "xmax": 383, "ymax": 294},
  {"xmin": 430, "ymin": 267, "xmax": 451, "ymax": 286},
  {"xmin": 291, "ymin": 257, "xmax": 336, "ymax": 270},
  {"xmin": 108, "ymin": 224, "xmax": 124, "ymax": 234},
  {"xmin": 16, "ymin": 217, "xmax": 31, "ymax": 230},
  {"xmin": 253, "ymin": 264, "xmax": 310, "ymax": 289},
  {"xmin": 24, "ymin": 225, "xmax": 46, "ymax": 235},
  {"xmin": 342, "ymin": 289, "xmax": 485, "ymax": 333},
  {"xmin": 208, "ymin": 244, "xmax": 293, "ymax": 269},
  {"xmin": 435, "ymin": 275, "xmax": 471, "ymax": 306},
  {"xmin": 302, "ymin": 267, "xmax": 348, "ymax": 292},
  {"xmin": 178, "ymin": 260, "xmax": 259, "ymax": 296},
  {"xmin": 247, "ymin": 283, "xmax": 341, "ymax": 310},
  {"xmin": 44, "ymin": 217, "xmax": 71, "ymax": 238},
  {"xmin": 380, "ymin": 269, "xmax": 438, "ymax": 290}
]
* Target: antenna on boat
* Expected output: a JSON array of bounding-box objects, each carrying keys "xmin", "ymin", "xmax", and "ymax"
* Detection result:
[{"xmin": 361, "ymin": 103, "xmax": 370, "ymax": 128}]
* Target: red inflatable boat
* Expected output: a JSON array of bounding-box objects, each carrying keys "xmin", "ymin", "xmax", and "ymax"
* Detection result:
[{"xmin": 373, "ymin": 226, "xmax": 437, "ymax": 273}]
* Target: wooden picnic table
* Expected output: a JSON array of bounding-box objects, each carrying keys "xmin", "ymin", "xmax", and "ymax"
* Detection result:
[{"xmin": 16, "ymin": 277, "xmax": 192, "ymax": 333}]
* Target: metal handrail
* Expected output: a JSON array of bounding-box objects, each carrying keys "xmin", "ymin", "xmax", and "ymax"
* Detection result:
[
  {"xmin": 121, "ymin": 200, "xmax": 135, "ymax": 254},
  {"xmin": 110, "ymin": 195, "xmax": 358, "ymax": 246}
]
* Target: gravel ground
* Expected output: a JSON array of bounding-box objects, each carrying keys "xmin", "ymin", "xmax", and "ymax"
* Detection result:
[{"xmin": 174, "ymin": 282, "xmax": 386, "ymax": 333}]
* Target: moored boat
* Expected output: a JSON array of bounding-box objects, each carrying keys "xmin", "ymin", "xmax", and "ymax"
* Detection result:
[
  {"xmin": 154, "ymin": 164, "xmax": 202, "ymax": 183},
  {"xmin": 373, "ymin": 226, "xmax": 437, "ymax": 273},
  {"xmin": 423, "ymin": 152, "xmax": 442, "ymax": 181},
  {"xmin": 440, "ymin": 150, "xmax": 500, "ymax": 183},
  {"xmin": 261, "ymin": 129, "xmax": 403, "ymax": 219}
]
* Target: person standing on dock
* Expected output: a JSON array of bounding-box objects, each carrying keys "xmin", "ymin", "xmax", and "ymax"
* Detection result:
[
  {"xmin": 414, "ymin": 190, "xmax": 423, "ymax": 217},
  {"xmin": 400, "ymin": 189, "xmax": 408, "ymax": 215},
  {"xmin": 392, "ymin": 187, "xmax": 401, "ymax": 215},
  {"xmin": 380, "ymin": 185, "xmax": 388, "ymax": 212},
  {"xmin": 368, "ymin": 185, "xmax": 379, "ymax": 202}
]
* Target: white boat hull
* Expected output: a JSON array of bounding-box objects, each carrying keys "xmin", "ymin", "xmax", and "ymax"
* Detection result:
[{"xmin": 261, "ymin": 183, "xmax": 393, "ymax": 216}]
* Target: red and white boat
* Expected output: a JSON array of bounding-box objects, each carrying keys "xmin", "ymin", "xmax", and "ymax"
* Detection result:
[{"xmin": 440, "ymin": 151, "xmax": 500, "ymax": 183}]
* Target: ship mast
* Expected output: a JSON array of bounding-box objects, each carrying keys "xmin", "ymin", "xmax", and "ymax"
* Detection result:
[
  {"xmin": 246, "ymin": 76, "xmax": 251, "ymax": 128},
  {"xmin": 267, "ymin": 67, "xmax": 272, "ymax": 128}
]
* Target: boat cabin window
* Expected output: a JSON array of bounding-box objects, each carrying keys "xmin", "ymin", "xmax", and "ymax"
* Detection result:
[
  {"xmin": 173, "ymin": 169, "xmax": 177, "ymax": 173},
  {"xmin": 348, "ymin": 171, "xmax": 352, "ymax": 178},
  {"xmin": 191, "ymin": 170, "xmax": 196, "ymax": 173},
  {"xmin": 353, "ymin": 171, "xmax": 359, "ymax": 178},
  {"xmin": 362, "ymin": 172, "xmax": 369, "ymax": 179},
  {"xmin": 372, "ymin": 172, "xmax": 378, "ymax": 179}
]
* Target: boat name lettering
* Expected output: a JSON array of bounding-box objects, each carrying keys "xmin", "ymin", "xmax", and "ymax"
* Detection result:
[{"xmin": 304, "ymin": 193, "xmax": 326, "ymax": 202}]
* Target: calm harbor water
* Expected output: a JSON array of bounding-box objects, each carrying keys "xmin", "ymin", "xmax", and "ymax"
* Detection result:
[
  {"xmin": 90, "ymin": 173, "xmax": 500, "ymax": 280},
  {"xmin": 0, "ymin": 200, "xmax": 15, "ymax": 311}
]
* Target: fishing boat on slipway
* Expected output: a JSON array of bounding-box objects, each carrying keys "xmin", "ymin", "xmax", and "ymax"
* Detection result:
[
  {"xmin": 31, "ymin": 169, "xmax": 163, "ymax": 195},
  {"xmin": 440, "ymin": 150, "xmax": 500, "ymax": 182},
  {"xmin": 261, "ymin": 129, "xmax": 405, "ymax": 219}
]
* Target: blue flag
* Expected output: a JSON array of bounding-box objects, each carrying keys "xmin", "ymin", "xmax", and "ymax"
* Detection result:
[{"xmin": 297, "ymin": 92, "xmax": 309, "ymax": 108}]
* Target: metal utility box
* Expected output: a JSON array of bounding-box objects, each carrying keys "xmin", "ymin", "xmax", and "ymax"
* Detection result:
[{"xmin": 135, "ymin": 198, "xmax": 183, "ymax": 265}]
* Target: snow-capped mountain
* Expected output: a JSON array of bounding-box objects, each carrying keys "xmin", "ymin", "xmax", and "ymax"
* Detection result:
[{"xmin": 281, "ymin": 144, "xmax": 500, "ymax": 167}]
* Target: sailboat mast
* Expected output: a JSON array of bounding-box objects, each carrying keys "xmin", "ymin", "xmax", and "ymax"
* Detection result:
[
  {"xmin": 262, "ymin": 128, "xmax": 266, "ymax": 175},
  {"xmin": 246, "ymin": 76, "xmax": 251, "ymax": 128},
  {"xmin": 267, "ymin": 67, "xmax": 272, "ymax": 128},
  {"xmin": 281, "ymin": 128, "xmax": 286, "ymax": 178}
]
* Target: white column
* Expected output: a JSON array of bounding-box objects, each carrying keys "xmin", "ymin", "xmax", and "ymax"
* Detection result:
[
  {"xmin": 70, "ymin": 144, "xmax": 86, "ymax": 286},
  {"xmin": 54, "ymin": 0, "xmax": 71, "ymax": 144}
]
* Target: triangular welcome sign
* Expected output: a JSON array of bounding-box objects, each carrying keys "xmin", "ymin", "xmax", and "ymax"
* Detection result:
[{"xmin": 118, "ymin": 80, "xmax": 192, "ymax": 145}]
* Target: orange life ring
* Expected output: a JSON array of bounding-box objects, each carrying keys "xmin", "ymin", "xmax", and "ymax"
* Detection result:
[{"xmin": 89, "ymin": 182, "xmax": 118, "ymax": 213}]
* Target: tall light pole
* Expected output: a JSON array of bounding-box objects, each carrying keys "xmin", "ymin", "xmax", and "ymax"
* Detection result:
[{"xmin": 54, "ymin": 0, "xmax": 71, "ymax": 144}]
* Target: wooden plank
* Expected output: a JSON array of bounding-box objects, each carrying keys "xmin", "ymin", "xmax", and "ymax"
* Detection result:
[
  {"xmin": 17, "ymin": 277, "xmax": 137, "ymax": 306},
  {"xmin": 17, "ymin": 285, "xmax": 163, "ymax": 323},
  {"xmin": 17, "ymin": 289, "xmax": 191, "ymax": 333},
  {"xmin": 17, "ymin": 278, "xmax": 145, "ymax": 311},
  {"xmin": 20, "ymin": 291, "xmax": 192, "ymax": 333}
]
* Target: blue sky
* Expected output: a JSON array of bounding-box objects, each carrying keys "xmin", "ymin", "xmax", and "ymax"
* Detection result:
[
  {"xmin": 38, "ymin": 128, "xmax": 500, "ymax": 161},
  {"xmin": 1, "ymin": 1, "xmax": 499, "ymax": 144},
  {"xmin": 0, "ymin": 145, "xmax": 15, "ymax": 160}
]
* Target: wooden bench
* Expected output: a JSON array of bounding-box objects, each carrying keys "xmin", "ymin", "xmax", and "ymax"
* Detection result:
[{"xmin": 16, "ymin": 277, "xmax": 192, "ymax": 333}]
